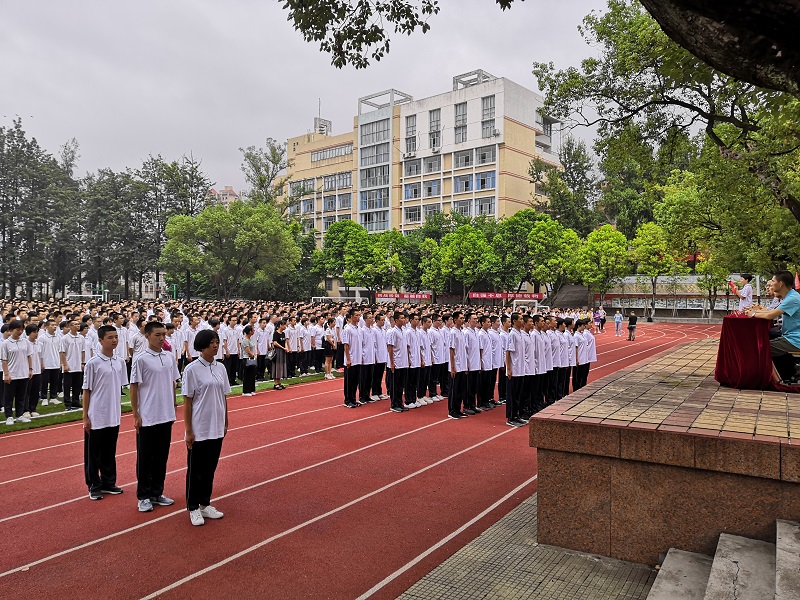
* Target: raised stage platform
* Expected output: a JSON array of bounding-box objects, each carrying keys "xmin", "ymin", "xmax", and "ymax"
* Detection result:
[{"xmin": 530, "ymin": 338, "xmax": 800, "ymax": 566}]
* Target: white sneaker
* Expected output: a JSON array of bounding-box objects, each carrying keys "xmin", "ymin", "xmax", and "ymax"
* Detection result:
[
  {"xmin": 432, "ymin": 395, "xmax": 442, "ymax": 402},
  {"xmin": 51, "ymin": 398, "xmax": 61, "ymax": 405},
  {"xmin": 425, "ymin": 397, "xmax": 435, "ymax": 405},
  {"xmin": 413, "ymin": 400, "xmax": 425, "ymax": 408},
  {"xmin": 4, "ymin": 417, "xmax": 14, "ymax": 426},
  {"xmin": 200, "ymin": 505, "xmax": 224, "ymax": 519},
  {"xmin": 370, "ymin": 395, "xmax": 380, "ymax": 401},
  {"xmin": 21, "ymin": 412, "xmax": 31, "ymax": 419},
  {"xmin": 379, "ymin": 394, "xmax": 389, "ymax": 400},
  {"xmin": 57, "ymin": 392, "xmax": 64, "ymax": 398},
  {"xmin": 17, "ymin": 416, "xmax": 31, "ymax": 423},
  {"xmin": 31, "ymin": 412, "xmax": 40, "ymax": 417},
  {"xmin": 189, "ymin": 509, "xmax": 205, "ymax": 526},
  {"xmin": 41, "ymin": 399, "xmax": 49, "ymax": 406}
]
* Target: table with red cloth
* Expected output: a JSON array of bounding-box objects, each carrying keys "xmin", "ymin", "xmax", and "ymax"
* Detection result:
[{"xmin": 715, "ymin": 313, "xmax": 800, "ymax": 391}]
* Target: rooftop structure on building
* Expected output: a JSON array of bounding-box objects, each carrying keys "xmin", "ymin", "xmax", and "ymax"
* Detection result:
[{"xmin": 206, "ymin": 186, "xmax": 239, "ymax": 208}]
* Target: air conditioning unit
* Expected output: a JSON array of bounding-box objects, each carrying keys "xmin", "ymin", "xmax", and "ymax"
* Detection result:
[
  {"xmin": 431, "ymin": 146, "xmax": 441, "ymax": 154},
  {"xmin": 493, "ymin": 128, "xmax": 501, "ymax": 137},
  {"xmin": 403, "ymin": 151, "xmax": 416, "ymax": 159}
]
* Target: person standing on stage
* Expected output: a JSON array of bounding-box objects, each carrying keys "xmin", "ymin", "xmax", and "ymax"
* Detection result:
[
  {"xmin": 736, "ymin": 273, "xmax": 754, "ymax": 311},
  {"xmin": 82, "ymin": 325, "xmax": 128, "ymax": 501},
  {"xmin": 183, "ymin": 329, "xmax": 230, "ymax": 526},
  {"xmin": 130, "ymin": 321, "xmax": 180, "ymax": 513}
]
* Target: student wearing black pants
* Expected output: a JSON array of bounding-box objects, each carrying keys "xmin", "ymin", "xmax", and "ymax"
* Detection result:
[
  {"xmin": 183, "ymin": 329, "xmax": 230, "ymax": 526},
  {"xmin": 449, "ymin": 371, "xmax": 467, "ymax": 418},
  {"xmin": 130, "ymin": 321, "xmax": 181, "ymax": 513},
  {"xmin": 341, "ymin": 309, "xmax": 362, "ymax": 408}
]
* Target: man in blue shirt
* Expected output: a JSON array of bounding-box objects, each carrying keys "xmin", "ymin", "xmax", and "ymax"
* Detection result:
[{"xmin": 747, "ymin": 271, "xmax": 800, "ymax": 382}]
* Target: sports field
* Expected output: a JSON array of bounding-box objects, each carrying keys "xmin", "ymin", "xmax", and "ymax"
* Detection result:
[{"xmin": 0, "ymin": 323, "xmax": 720, "ymax": 599}]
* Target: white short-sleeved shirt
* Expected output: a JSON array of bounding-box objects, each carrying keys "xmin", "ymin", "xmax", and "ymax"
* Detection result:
[
  {"xmin": 373, "ymin": 325, "xmax": 389, "ymax": 364},
  {"xmin": 506, "ymin": 328, "xmax": 526, "ymax": 378},
  {"xmin": 387, "ymin": 326, "xmax": 408, "ymax": 369},
  {"xmin": 428, "ymin": 327, "xmax": 442, "ymax": 364},
  {"xmin": 463, "ymin": 327, "xmax": 480, "ymax": 372},
  {"xmin": 83, "ymin": 354, "xmax": 129, "ymax": 430},
  {"xmin": 113, "ymin": 327, "xmax": 129, "ymax": 361},
  {"xmin": 419, "ymin": 328, "xmax": 432, "ymax": 366},
  {"xmin": 360, "ymin": 325, "xmax": 376, "ymax": 364},
  {"xmin": 449, "ymin": 327, "xmax": 468, "ymax": 373},
  {"xmin": 477, "ymin": 328, "xmax": 492, "ymax": 371},
  {"xmin": 738, "ymin": 283, "xmax": 753, "ymax": 311},
  {"xmin": 182, "ymin": 357, "xmax": 230, "ymax": 442},
  {"xmin": 559, "ymin": 331, "xmax": 571, "ymax": 366},
  {"xmin": 1, "ymin": 337, "xmax": 31, "ymax": 380},
  {"xmin": 40, "ymin": 332, "xmax": 61, "ymax": 369},
  {"xmin": 30, "ymin": 339, "xmax": 43, "ymax": 375},
  {"xmin": 341, "ymin": 323, "xmax": 362, "ymax": 366},
  {"xmin": 522, "ymin": 330, "xmax": 536, "ymax": 376},
  {"xmin": 130, "ymin": 349, "xmax": 180, "ymax": 427},
  {"xmin": 534, "ymin": 330, "xmax": 548, "ymax": 375},
  {"xmin": 541, "ymin": 330, "xmax": 554, "ymax": 371},
  {"xmin": 59, "ymin": 333, "xmax": 84, "ymax": 372},
  {"xmin": 489, "ymin": 328, "xmax": 503, "ymax": 370},
  {"xmin": 585, "ymin": 330, "xmax": 598, "ymax": 363},
  {"xmin": 576, "ymin": 331, "xmax": 590, "ymax": 365},
  {"xmin": 405, "ymin": 327, "xmax": 422, "ymax": 368},
  {"xmin": 185, "ymin": 327, "xmax": 200, "ymax": 358}
]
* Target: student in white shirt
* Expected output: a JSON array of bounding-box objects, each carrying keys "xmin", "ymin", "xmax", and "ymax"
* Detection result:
[
  {"xmin": 358, "ymin": 312, "xmax": 377, "ymax": 405},
  {"xmin": 505, "ymin": 313, "xmax": 526, "ymax": 427},
  {"xmin": 183, "ymin": 329, "xmax": 230, "ymax": 526},
  {"xmin": 2, "ymin": 320, "xmax": 33, "ymax": 425},
  {"xmin": 448, "ymin": 311, "xmax": 469, "ymax": 419},
  {"xmin": 25, "ymin": 324, "xmax": 43, "ymax": 417},
  {"xmin": 82, "ymin": 325, "xmax": 128, "ymax": 501},
  {"xmin": 477, "ymin": 316, "xmax": 495, "ymax": 411},
  {"xmin": 341, "ymin": 308, "xmax": 362, "ymax": 408},
  {"xmin": 371, "ymin": 313, "xmax": 389, "ymax": 399},
  {"xmin": 323, "ymin": 318, "xmax": 337, "ymax": 380},
  {"xmin": 418, "ymin": 316, "xmax": 437, "ymax": 403},
  {"xmin": 490, "ymin": 316, "xmax": 505, "ymax": 404},
  {"xmin": 39, "ymin": 321, "xmax": 62, "ymax": 406},
  {"xmin": 285, "ymin": 317, "xmax": 299, "ymax": 378},
  {"xmin": 60, "ymin": 318, "xmax": 85, "ymax": 411},
  {"xmin": 573, "ymin": 320, "xmax": 589, "ymax": 391},
  {"xmin": 386, "ymin": 311, "xmax": 409, "ymax": 412},
  {"xmin": 312, "ymin": 316, "xmax": 325, "ymax": 373},
  {"xmin": 130, "ymin": 321, "xmax": 181, "ymax": 513}
]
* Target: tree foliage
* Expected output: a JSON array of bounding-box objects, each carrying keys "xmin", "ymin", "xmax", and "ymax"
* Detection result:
[{"xmin": 576, "ymin": 224, "xmax": 630, "ymax": 305}]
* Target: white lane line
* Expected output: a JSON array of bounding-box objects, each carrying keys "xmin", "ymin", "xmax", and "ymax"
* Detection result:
[
  {"xmin": 355, "ymin": 474, "xmax": 538, "ymax": 600},
  {"xmin": 0, "ymin": 376, "xmax": 338, "ymax": 441},
  {"xmin": 0, "ymin": 403, "xmax": 344, "ymax": 486},
  {"xmin": 0, "ymin": 410, "xmax": 393, "ymax": 525},
  {"xmin": 0, "ymin": 417, "xmax": 447, "ymax": 576},
  {"xmin": 0, "ymin": 388, "xmax": 336, "ymax": 458},
  {"xmin": 139, "ymin": 428, "xmax": 516, "ymax": 600}
]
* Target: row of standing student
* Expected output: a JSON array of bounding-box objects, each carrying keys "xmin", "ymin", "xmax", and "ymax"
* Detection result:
[{"xmin": 336, "ymin": 308, "xmax": 597, "ymax": 425}]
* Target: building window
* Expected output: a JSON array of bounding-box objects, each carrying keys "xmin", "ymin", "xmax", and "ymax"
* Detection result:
[
  {"xmin": 475, "ymin": 170, "xmax": 496, "ymax": 190},
  {"xmin": 325, "ymin": 278, "xmax": 333, "ymax": 291},
  {"xmin": 424, "ymin": 203, "xmax": 441, "ymax": 218},
  {"xmin": 405, "ymin": 136, "xmax": 417, "ymax": 154},
  {"xmin": 423, "ymin": 179, "xmax": 441, "ymax": 197},
  {"xmin": 454, "ymin": 174, "xmax": 472, "ymax": 193},
  {"xmin": 429, "ymin": 130, "xmax": 441, "ymax": 150},
  {"xmin": 338, "ymin": 193, "xmax": 352, "ymax": 209},
  {"xmin": 454, "ymin": 102, "xmax": 467, "ymax": 126},
  {"xmin": 454, "ymin": 150, "xmax": 473, "ymax": 169},
  {"xmin": 337, "ymin": 214, "xmax": 352, "ymax": 221},
  {"xmin": 302, "ymin": 218, "xmax": 315, "ymax": 234},
  {"xmin": 289, "ymin": 181, "xmax": 303, "ymax": 197},
  {"xmin": 303, "ymin": 178, "xmax": 316, "ymax": 194},
  {"xmin": 323, "ymin": 175, "xmax": 337, "ymax": 191},
  {"xmin": 287, "ymin": 203, "xmax": 300, "ymax": 215},
  {"xmin": 323, "ymin": 195, "xmax": 337, "ymax": 212},
  {"xmin": 360, "ymin": 119, "xmax": 390, "ymax": 146},
  {"xmin": 476, "ymin": 145, "xmax": 496, "ymax": 164},
  {"xmin": 482, "ymin": 95, "xmax": 495, "ymax": 120},
  {"xmin": 406, "ymin": 114, "xmax": 416, "ymax": 137},
  {"xmin": 360, "ymin": 165, "xmax": 389, "ymax": 188},
  {"xmin": 476, "ymin": 196, "xmax": 495, "ymax": 216},
  {"xmin": 360, "ymin": 143, "xmax": 390, "ymax": 166},
  {"xmin": 312, "ymin": 143, "xmax": 353, "ymax": 162},
  {"xmin": 323, "ymin": 215, "xmax": 336, "ymax": 231},
  {"xmin": 360, "ymin": 210, "xmax": 389, "ymax": 232},
  {"xmin": 302, "ymin": 199, "xmax": 315, "ymax": 214},
  {"xmin": 454, "ymin": 125, "xmax": 467, "ymax": 144},
  {"xmin": 429, "ymin": 109, "xmax": 441, "ymax": 133},
  {"xmin": 534, "ymin": 183, "xmax": 546, "ymax": 196},
  {"xmin": 404, "ymin": 183, "xmax": 421, "ymax": 200},
  {"xmin": 543, "ymin": 119, "xmax": 553, "ymax": 137},
  {"xmin": 482, "ymin": 119, "xmax": 495, "ymax": 138},
  {"xmin": 405, "ymin": 206, "xmax": 421, "ymax": 223},
  {"xmin": 424, "ymin": 155, "xmax": 441, "ymax": 173},
  {"xmin": 360, "ymin": 188, "xmax": 390, "ymax": 211},
  {"xmin": 405, "ymin": 159, "xmax": 421, "ymax": 176},
  {"xmin": 452, "ymin": 200, "xmax": 471, "ymax": 216},
  {"xmin": 336, "ymin": 171, "xmax": 352, "ymax": 188}
]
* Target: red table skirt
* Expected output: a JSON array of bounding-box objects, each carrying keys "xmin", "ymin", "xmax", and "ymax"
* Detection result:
[{"xmin": 714, "ymin": 313, "xmax": 799, "ymax": 391}]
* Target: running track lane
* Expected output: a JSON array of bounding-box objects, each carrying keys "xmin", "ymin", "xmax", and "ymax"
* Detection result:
[{"xmin": 0, "ymin": 323, "xmax": 719, "ymax": 599}]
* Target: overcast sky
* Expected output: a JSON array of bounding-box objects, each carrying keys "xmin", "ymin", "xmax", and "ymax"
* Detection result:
[{"xmin": 1, "ymin": 0, "xmax": 599, "ymax": 192}]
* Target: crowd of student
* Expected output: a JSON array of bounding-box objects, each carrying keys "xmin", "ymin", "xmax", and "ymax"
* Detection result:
[{"xmin": 0, "ymin": 298, "xmax": 607, "ymax": 526}]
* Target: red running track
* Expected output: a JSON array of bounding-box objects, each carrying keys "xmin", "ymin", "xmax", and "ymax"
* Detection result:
[{"xmin": 0, "ymin": 323, "xmax": 719, "ymax": 599}]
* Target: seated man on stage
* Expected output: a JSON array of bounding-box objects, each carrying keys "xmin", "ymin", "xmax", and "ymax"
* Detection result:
[{"xmin": 747, "ymin": 271, "xmax": 800, "ymax": 383}]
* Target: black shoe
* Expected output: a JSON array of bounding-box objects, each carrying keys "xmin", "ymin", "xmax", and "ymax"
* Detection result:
[
  {"xmin": 355, "ymin": 400, "xmax": 367, "ymax": 406},
  {"xmin": 344, "ymin": 402, "xmax": 358, "ymax": 408},
  {"xmin": 390, "ymin": 406, "xmax": 404, "ymax": 413},
  {"xmin": 506, "ymin": 420, "xmax": 522, "ymax": 427},
  {"xmin": 459, "ymin": 411, "xmax": 469, "ymax": 417},
  {"xmin": 89, "ymin": 490, "xmax": 103, "ymax": 501},
  {"xmin": 513, "ymin": 417, "xmax": 528, "ymax": 425},
  {"xmin": 101, "ymin": 486, "xmax": 124, "ymax": 495},
  {"xmin": 448, "ymin": 413, "xmax": 463, "ymax": 419},
  {"xmin": 464, "ymin": 408, "xmax": 477, "ymax": 415}
]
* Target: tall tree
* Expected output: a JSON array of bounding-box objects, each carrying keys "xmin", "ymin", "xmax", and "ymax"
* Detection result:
[
  {"xmin": 439, "ymin": 224, "xmax": 494, "ymax": 303},
  {"xmin": 240, "ymin": 139, "xmax": 292, "ymax": 210},
  {"xmin": 576, "ymin": 224, "xmax": 630, "ymax": 306},
  {"xmin": 630, "ymin": 222, "xmax": 682, "ymax": 319}
]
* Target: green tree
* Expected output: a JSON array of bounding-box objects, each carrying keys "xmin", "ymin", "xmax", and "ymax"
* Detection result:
[
  {"xmin": 576, "ymin": 224, "xmax": 630, "ymax": 306},
  {"xmin": 419, "ymin": 238, "xmax": 445, "ymax": 302},
  {"xmin": 240, "ymin": 139, "xmax": 293, "ymax": 210},
  {"xmin": 440, "ymin": 225, "xmax": 493, "ymax": 303},
  {"xmin": 320, "ymin": 219, "xmax": 365, "ymax": 293},
  {"xmin": 696, "ymin": 255, "xmax": 730, "ymax": 317},
  {"xmin": 529, "ymin": 136, "xmax": 599, "ymax": 237},
  {"xmin": 343, "ymin": 228, "xmax": 406, "ymax": 303},
  {"xmin": 630, "ymin": 222, "xmax": 680, "ymax": 319},
  {"xmin": 527, "ymin": 218, "xmax": 581, "ymax": 300},
  {"xmin": 160, "ymin": 201, "xmax": 300, "ymax": 300}
]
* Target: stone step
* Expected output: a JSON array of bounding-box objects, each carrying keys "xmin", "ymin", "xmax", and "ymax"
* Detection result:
[
  {"xmin": 647, "ymin": 549, "xmax": 713, "ymax": 600},
  {"xmin": 776, "ymin": 520, "xmax": 800, "ymax": 600},
  {"xmin": 703, "ymin": 533, "xmax": 775, "ymax": 600}
]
